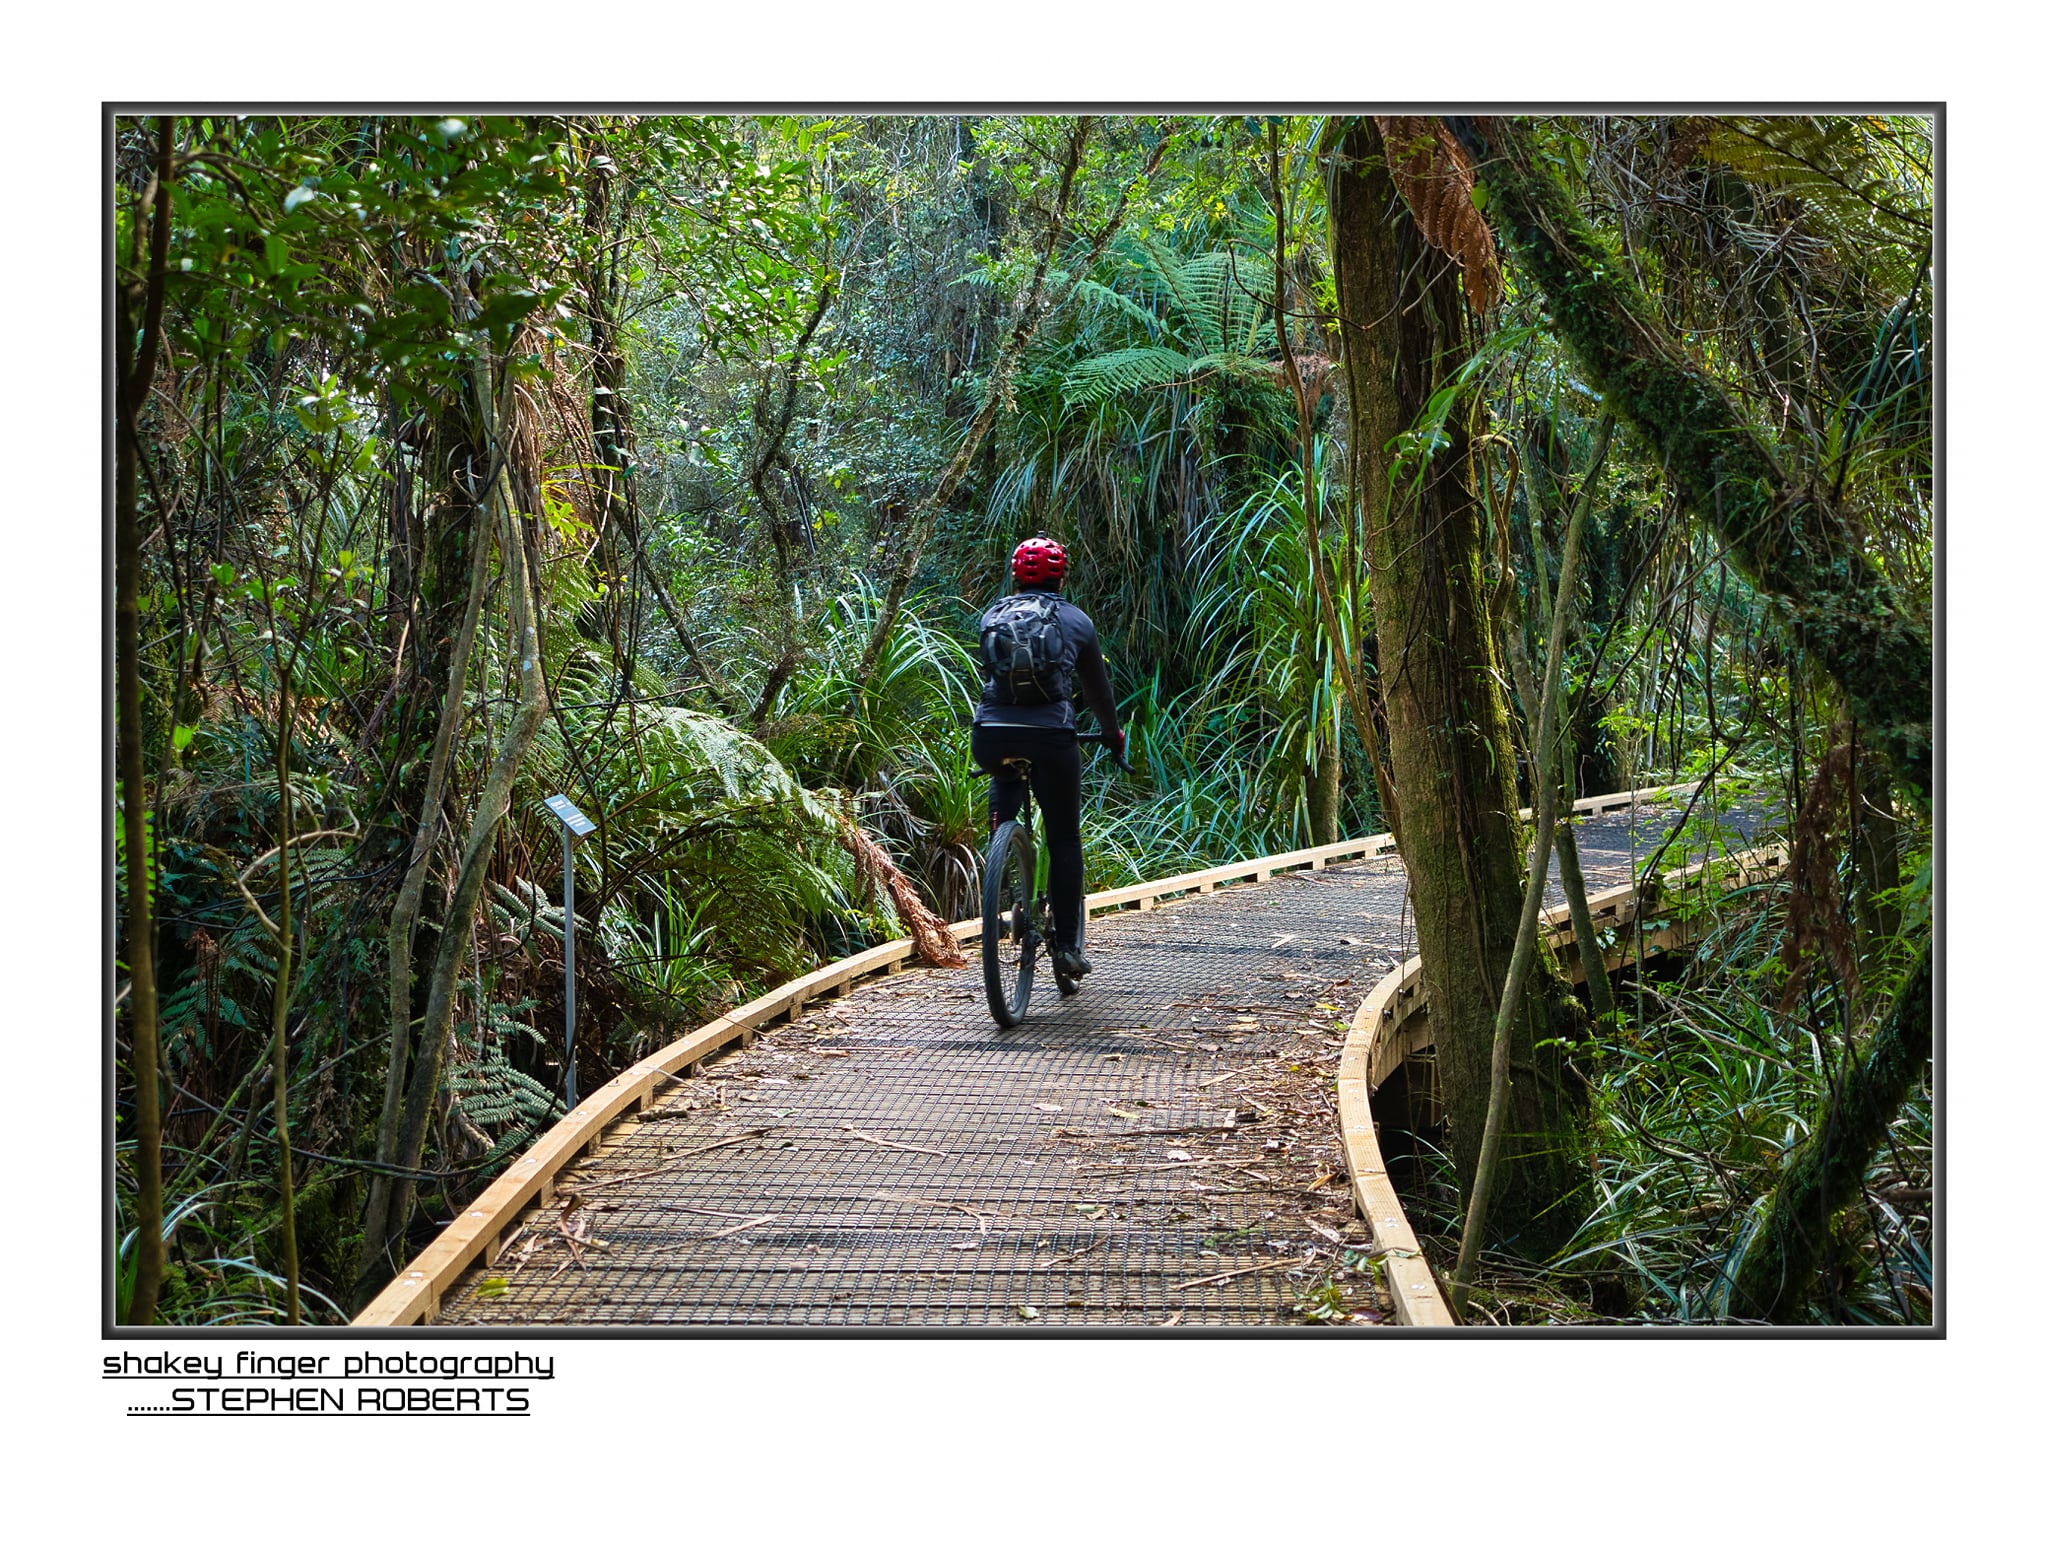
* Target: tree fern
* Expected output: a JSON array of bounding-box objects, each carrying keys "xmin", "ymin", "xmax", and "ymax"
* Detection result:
[{"xmin": 1691, "ymin": 115, "xmax": 1931, "ymax": 301}]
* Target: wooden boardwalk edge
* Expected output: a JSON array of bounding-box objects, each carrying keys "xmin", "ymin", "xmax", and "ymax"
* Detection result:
[
  {"xmin": 1335, "ymin": 818, "xmax": 1786, "ymax": 1328},
  {"xmin": 355, "ymin": 782, "xmax": 1725, "ymax": 1327}
]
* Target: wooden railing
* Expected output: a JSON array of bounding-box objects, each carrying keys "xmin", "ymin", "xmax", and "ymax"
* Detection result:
[{"xmin": 356, "ymin": 780, "xmax": 1768, "ymax": 1327}]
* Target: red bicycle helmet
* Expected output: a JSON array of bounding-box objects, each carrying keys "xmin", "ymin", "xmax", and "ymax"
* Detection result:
[{"xmin": 1011, "ymin": 535, "xmax": 1068, "ymax": 585}]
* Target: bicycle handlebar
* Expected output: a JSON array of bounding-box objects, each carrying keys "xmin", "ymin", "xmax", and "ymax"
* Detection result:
[{"xmin": 1076, "ymin": 730, "xmax": 1129, "ymax": 773}]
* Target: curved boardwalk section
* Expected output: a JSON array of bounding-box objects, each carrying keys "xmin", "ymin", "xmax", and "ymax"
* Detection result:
[{"xmin": 371, "ymin": 792, "xmax": 1707, "ymax": 1328}]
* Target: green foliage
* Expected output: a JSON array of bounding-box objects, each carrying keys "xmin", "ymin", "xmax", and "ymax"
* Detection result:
[
  {"xmin": 130, "ymin": 115, "xmax": 577, "ymax": 410},
  {"xmin": 1554, "ymin": 889, "xmax": 1931, "ymax": 1325},
  {"xmin": 113, "ymin": 112, "xmax": 1932, "ymax": 1325}
]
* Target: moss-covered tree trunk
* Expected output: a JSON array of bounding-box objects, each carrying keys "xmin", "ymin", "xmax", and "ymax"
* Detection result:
[
  {"xmin": 1328, "ymin": 120, "xmax": 1590, "ymax": 1255},
  {"xmin": 1444, "ymin": 115, "xmax": 1935, "ymax": 1321},
  {"xmin": 1728, "ymin": 946, "xmax": 1932, "ymax": 1321},
  {"xmin": 1444, "ymin": 115, "xmax": 1932, "ymax": 804}
]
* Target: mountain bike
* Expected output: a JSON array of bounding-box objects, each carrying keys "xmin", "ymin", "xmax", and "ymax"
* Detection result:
[{"xmin": 981, "ymin": 729, "xmax": 1121, "ymax": 1028}]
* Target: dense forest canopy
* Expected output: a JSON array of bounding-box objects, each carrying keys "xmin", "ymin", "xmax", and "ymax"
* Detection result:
[{"xmin": 112, "ymin": 112, "xmax": 1932, "ymax": 1325}]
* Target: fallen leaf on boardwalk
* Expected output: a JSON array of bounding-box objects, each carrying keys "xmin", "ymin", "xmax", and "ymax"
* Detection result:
[
  {"xmin": 769, "ymin": 1109, "xmax": 795, "ymax": 1118},
  {"xmin": 815, "ymin": 1050, "xmax": 852, "ymax": 1058},
  {"xmin": 1284, "ymin": 992, "xmax": 1305, "ymax": 1000},
  {"xmin": 1033, "ymin": 1102, "xmax": 1063, "ymax": 1112},
  {"xmin": 1106, "ymin": 1107, "xmax": 1143, "ymax": 1120},
  {"xmin": 1299, "ymin": 1214, "xmax": 1353, "ymax": 1246},
  {"xmin": 476, "ymin": 1277, "xmax": 509, "ymax": 1298},
  {"xmin": 1271, "ymin": 934, "xmax": 1297, "ymax": 948},
  {"xmin": 1074, "ymin": 1203, "xmax": 1108, "ymax": 1218},
  {"xmin": 1167, "ymin": 1149, "xmax": 1193, "ymax": 1161},
  {"xmin": 1015, "ymin": 1305, "xmax": 1041, "ymax": 1321}
]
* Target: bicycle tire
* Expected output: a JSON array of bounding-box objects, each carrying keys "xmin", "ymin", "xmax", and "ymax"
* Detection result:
[{"xmin": 982, "ymin": 819, "xmax": 1037, "ymax": 1026}]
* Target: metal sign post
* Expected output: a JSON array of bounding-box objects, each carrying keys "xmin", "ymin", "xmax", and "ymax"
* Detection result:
[{"xmin": 542, "ymin": 794, "xmax": 598, "ymax": 1109}]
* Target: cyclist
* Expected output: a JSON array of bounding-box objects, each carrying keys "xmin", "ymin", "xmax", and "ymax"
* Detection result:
[{"xmin": 972, "ymin": 535, "xmax": 1124, "ymax": 983}]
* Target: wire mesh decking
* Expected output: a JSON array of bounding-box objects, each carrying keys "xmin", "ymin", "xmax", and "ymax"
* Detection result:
[{"xmin": 430, "ymin": 803, "xmax": 1682, "ymax": 1327}]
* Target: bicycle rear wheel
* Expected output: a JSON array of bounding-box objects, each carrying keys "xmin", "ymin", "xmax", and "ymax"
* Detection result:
[{"xmin": 982, "ymin": 819, "xmax": 1037, "ymax": 1027}]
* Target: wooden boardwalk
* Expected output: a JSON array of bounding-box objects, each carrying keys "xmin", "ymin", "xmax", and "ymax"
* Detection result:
[{"xmin": 406, "ymin": 799, "xmax": 1692, "ymax": 1328}]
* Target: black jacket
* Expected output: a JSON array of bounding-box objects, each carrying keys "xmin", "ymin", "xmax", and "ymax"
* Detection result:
[{"xmin": 972, "ymin": 585, "xmax": 1121, "ymax": 736}]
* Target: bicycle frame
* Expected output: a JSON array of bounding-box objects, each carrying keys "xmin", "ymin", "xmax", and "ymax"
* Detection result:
[{"xmin": 980, "ymin": 729, "xmax": 1114, "ymax": 1026}]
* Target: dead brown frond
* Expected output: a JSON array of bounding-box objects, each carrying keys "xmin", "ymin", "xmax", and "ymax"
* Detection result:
[
  {"xmin": 1373, "ymin": 116, "xmax": 1504, "ymax": 315},
  {"xmin": 836, "ymin": 816, "xmax": 968, "ymax": 968}
]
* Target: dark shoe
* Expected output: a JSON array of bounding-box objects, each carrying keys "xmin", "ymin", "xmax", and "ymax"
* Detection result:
[{"xmin": 1052, "ymin": 946, "xmax": 1092, "ymax": 981}]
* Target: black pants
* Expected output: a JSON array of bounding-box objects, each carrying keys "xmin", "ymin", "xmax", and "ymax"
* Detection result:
[{"xmin": 971, "ymin": 724, "xmax": 1084, "ymax": 950}]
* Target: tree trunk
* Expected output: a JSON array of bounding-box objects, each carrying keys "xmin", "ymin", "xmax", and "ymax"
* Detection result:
[
  {"xmin": 1327, "ymin": 120, "xmax": 1589, "ymax": 1254},
  {"xmin": 1727, "ymin": 946, "xmax": 1932, "ymax": 1321},
  {"xmin": 358, "ymin": 410, "xmax": 493, "ymax": 1290},
  {"xmin": 382, "ymin": 356, "xmax": 551, "ymax": 1246},
  {"xmin": 1269, "ymin": 123, "xmax": 1398, "ymax": 852},
  {"xmin": 115, "ymin": 117, "xmax": 173, "ymax": 1324},
  {"xmin": 1498, "ymin": 535, "xmax": 1616, "ymax": 1026},
  {"xmin": 265, "ymin": 617, "xmax": 301, "ymax": 1324},
  {"xmin": 1551, "ymin": 810, "xmax": 1615, "ymax": 1023},
  {"xmin": 1444, "ymin": 115, "xmax": 1933, "ymax": 804},
  {"xmin": 1453, "ymin": 396, "xmax": 1606, "ymax": 1313},
  {"xmin": 1307, "ymin": 720, "xmax": 1342, "ymax": 846},
  {"xmin": 1512, "ymin": 413, "xmax": 1620, "ymax": 1024},
  {"xmin": 583, "ymin": 146, "xmax": 632, "ymax": 557}
]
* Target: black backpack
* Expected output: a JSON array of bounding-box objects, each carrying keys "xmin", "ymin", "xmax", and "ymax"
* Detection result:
[{"xmin": 980, "ymin": 592, "xmax": 1069, "ymax": 705}]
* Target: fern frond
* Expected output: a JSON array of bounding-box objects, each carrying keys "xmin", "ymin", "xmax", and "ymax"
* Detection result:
[
  {"xmin": 1183, "ymin": 351, "xmax": 1283, "ymax": 387},
  {"xmin": 1178, "ymin": 248, "xmax": 1273, "ymax": 344},
  {"xmin": 1066, "ymin": 276, "xmax": 1165, "ymax": 337},
  {"xmin": 1696, "ymin": 116, "xmax": 1931, "ymax": 243},
  {"xmin": 1123, "ymin": 240, "xmax": 1223, "ymax": 356},
  {"xmin": 1061, "ymin": 346, "xmax": 1200, "ymax": 405}
]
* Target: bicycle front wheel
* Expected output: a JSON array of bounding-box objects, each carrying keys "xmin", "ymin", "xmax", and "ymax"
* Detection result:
[{"xmin": 982, "ymin": 819, "xmax": 1037, "ymax": 1027}]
